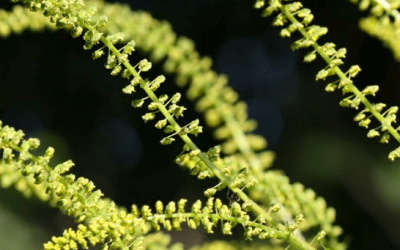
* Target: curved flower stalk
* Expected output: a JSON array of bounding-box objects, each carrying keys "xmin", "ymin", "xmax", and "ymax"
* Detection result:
[
  {"xmin": 0, "ymin": 3, "xmax": 56, "ymax": 36},
  {"xmin": 0, "ymin": 3, "xmax": 272, "ymax": 214},
  {"xmin": 0, "ymin": 121, "xmax": 309, "ymax": 249},
  {"xmin": 119, "ymin": 11, "xmax": 343, "ymax": 247},
  {"xmin": 1, "ymin": 2, "xmax": 342, "ymax": 249},
  {"xmin": 348, "ymin": 0, "xmax": 400, "ymax": 61},
  {"xmin": 253, "ymin": 0, "xmax": 400, "ymax": 161},
  {"xmin": 0, "ymin": 122, "xmax": 285, "ymax": 250},
  {"xmin": 0, "ymin": 1, "xmax": 273, "ymax": 174},
  {"xmin": 94, "ymin": 5, "xmax": 343, "ymax": 248},
  {"xmin": 6, "ymin": 0, "xmax": 322, "ymax": 249},
  {"xmin": 177, "ymin": 154, "xmax": 344, "ymax": 250},
  {"xmin": 44, "ymin": 197, "xmax": 307, "ymax": 249},
  {"xmin": 249, "ymin": 171, "xmax": 342, "ymax": 247},
  {"xmin": 94, "ymin": 1, "xmax": 272, "ymax": 174},
  {"xmin": 90, "ymin": 5, "xmax": 339, "ymax": 243},
  {"xmin": 2, "ymin": 0, "xmax": 334, "ymax": 217},
  {"xmin": 0, "ymin": 121, "xmax": 173, "ymax": 249}
]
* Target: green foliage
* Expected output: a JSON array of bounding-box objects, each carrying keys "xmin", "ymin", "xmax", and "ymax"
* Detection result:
[
  {"xmin": 350, "ymin": 0, "xmax": 400, "ymax": 61},
  {"xmin": 254, "ymin": 0, "xmax": 400, "ymax": 161},
  {"xmin": 0, "ymin": 0, "xmax": 399, "ymax": 249}
]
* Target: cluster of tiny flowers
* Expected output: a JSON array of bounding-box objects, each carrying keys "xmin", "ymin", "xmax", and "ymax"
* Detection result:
[
  {"xmin": 173, "ymin": 143, "xmax": 344, "ymax": 249},
  {"xmin": 77, "ymin": 6, "xmax": 347, "ymax": 246},
  {"xmin": 58, "ymin": 7, "xmax": 319, "ymax": 249},
  {"xmin": 359, "ymin": 16, "xmax": 400, "ymax": 61},
  {"xmin": 87, "ymin": 6, "xmax": 323, "ymax": 244},
  {"xmin": 349, "ymin": 0, "xmax": 400, "ymax": 61},
  {"xmin": 60, "ymin": 0, "xmax": 210, "ymax": 156},
  {"xmin": 0, "ymin": 121, "xmax": 173, "ymax": 250},
  {"xmin": 12, "ymin": 0, "xmax": 211, "ymax": 159},
  {"xmin": 131, "ymin": 92, "xmax": 202, "ymax": 146},
  {"xmin": 0, "ymin": 0, "xmax": 273, "ymax": 213},
  {"xmin": 3, "ymin": 0, "xmax": 267, "ymax": 243},
  {"xmin": 0, "ymin": 5, "xmax": 56, "ymax": 37},
  {"xmin": 254, "ymin": 0, "xmax": 400, "ymax": 162},
  {"xmin": 251, "ymin": 171, "xmax": 344, "ymax": 248},
  {"xmin": 0, "ymin": 118, "xmax": 307, "ymax": 250},
  {"xmin": 133, "ymin": 198, "xmax": 296, "ymax": 242},
  {"xmin": 1, "ymin": 1, "xmax": 349, "ymax": 249},
  {"xmin": 175, "ymin": 144, "xmax": 223, "ymax": 180},
  {"xmin": 88, "ymin": 0, "xmax": 274, "ymax": 175},
  {"xmin": 80, "ymin": 2, "xmax": 345, "ymax": 247},
  {"xmin": 0, "ymin": 1, "xmax": 340, "ymax": 238},
  {"xmin": 251, "ymin": 0, "xmax": 363, "ymax": 249},
  {"xmin": 6, "ymin": 2, "xmax": 318, "ymax": 249},
  {"xmin": 177, "ymin": 149, "xmax": 344, "ymax": 249}
]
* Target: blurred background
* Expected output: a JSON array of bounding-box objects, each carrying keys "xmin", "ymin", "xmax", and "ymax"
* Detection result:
[{"xmin": 0, "ymin": 0, "xmax": 400, "ymax": 249}]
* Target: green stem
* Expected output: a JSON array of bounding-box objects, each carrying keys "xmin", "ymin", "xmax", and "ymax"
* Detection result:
[
  {"xmin": 6, "ymin": 0, "xmax": 316, "ymax": 247},
  {"xmin": 146, "ymin": 212, "xmax": 281, "ymax": 235},
  {"xmin": 1, "ymin": 138, "xmax": 130, "ymax": 250},
  {"xmin": 145, "ymin": 212, "xmax": 312, "ymax": 249},
  {"xmin": 281, "ymin": 5, "xmax": 400, "ymax": 144},
  {"xmin": 91, "ymin": 23, "xmax": 316, "ymax": 250}
]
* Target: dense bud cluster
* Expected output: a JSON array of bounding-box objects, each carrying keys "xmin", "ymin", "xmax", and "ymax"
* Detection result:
[
  {"xmin": 349, "ymin": 0, "xmax": 400, "ymax": 61},
  {"xmin": 0, "ymin": 5, "xmax": 56, "ymax": 37},
  {"xmin": 0, "ymin": 2, "xmax": 346, "ymax": 248},
  {"xmin": 133, "ymin": 198, "xmax": 298, "ymax": 242},
  {"xmin": 3, "ymin": 0, "xmax": 398, "ymax": 249},
  {"xmin": 0, "ymin": 121, "xmax": 174, "ymax": 250},
  {"xmin": 254, "ymin": 0, "xmax": 400, "ymax": 162}
]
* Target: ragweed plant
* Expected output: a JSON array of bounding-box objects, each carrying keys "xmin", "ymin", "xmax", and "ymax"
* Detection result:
[
  {"xmin": 0, "ymin": 0, "xmax": 399, "ymax": 249},
  {"xmin": 349, "ymin": 0, "xmax": 400, "ymax": 61},
  {"xmin": 253, "ymin": 0, "xmax": 400, "ymax": 161}
]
